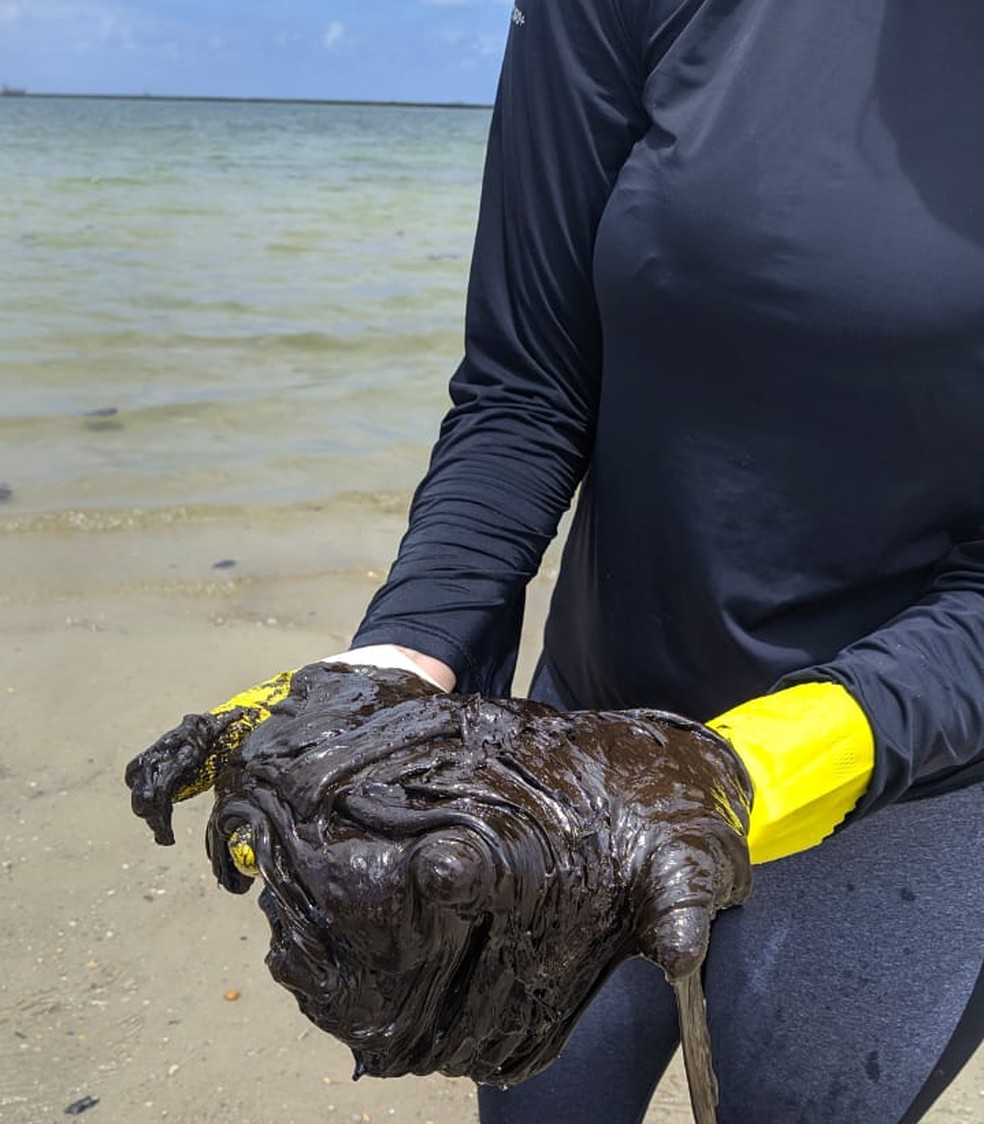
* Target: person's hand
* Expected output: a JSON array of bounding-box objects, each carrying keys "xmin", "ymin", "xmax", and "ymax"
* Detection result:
[
  {"xmin": 124, "ymin": 645, "xmax": 448, "ymax": 846},
  {"xmin": 188, "ymin": 687, "xmax": 752, "ymax": 1115},
  {"xmin": 609, "ymin": 712, "xmax": 751, "ymax": 1124},
  {"xmin": 621, "ymin": 711, "xmax": 753, "ymax": 983},
  {"xmin": 124, "ymin": 667, "xmax": 300, "ymax": 845}
]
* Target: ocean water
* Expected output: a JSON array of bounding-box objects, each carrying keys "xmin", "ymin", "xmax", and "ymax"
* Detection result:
[{"xmin": 0, "ymin": 97, "xmax": 490, "ymax": 527}]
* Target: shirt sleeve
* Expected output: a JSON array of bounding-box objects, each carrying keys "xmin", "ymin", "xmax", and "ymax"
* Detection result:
[
  {"xmin": 353, "ymin": 0, "xmax": 660, "ymax": 693},
  {"xmin": 778, "ymin": 530, "xmax": 984, "ymax": 814}
]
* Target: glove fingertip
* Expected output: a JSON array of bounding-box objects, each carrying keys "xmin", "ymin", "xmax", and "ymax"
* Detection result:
[
  {"xmin": 152, "ymin": 823, "xmax": 176, "ymax": 846},
  {"xmin": 139, "ymin": 800, "xmax": 176, "ymax": 846}
]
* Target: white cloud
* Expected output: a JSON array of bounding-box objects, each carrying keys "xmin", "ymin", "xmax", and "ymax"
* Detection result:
[
  {"xmin": 323, "ymin": 20, "xmax": 344, "ymax": 51},
  {"xmin": 475, "ymin": 32, "xmax": 504, "ymax": 56}
]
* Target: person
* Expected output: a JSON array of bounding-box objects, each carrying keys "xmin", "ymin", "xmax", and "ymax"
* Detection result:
[
  {"xmin": 345, "ymin": 2, "xmax": 984, "ymax": 1120},
  {"xmin": 132, "ymin": 1, "xmax": 984, "ymax": 1120}
]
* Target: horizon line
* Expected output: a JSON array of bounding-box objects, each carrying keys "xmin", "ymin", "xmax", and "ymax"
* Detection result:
[{"xmin": 3, "ymin": 91, "xmax": 494, "ymax": 111}]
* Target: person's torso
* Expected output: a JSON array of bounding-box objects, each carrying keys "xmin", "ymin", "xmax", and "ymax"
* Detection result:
[{"xmin": 547, "ymin": 0, "xmax": 984, "ymax": 716}]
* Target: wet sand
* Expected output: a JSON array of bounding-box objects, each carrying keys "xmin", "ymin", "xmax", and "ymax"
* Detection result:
[{"xmin": 1, "ymin": 509, "xmax": 981, "ymax": 1123}]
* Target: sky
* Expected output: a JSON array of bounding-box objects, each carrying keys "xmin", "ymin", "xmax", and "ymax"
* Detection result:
[{"xmin": 0, "ymin": 0, "xmax": 512, "ymax": 103}]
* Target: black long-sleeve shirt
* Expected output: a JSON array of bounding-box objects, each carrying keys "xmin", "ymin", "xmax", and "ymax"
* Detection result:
[{"xmin": 354, "ymin": 0, "xmax": 984, "ymax": 816}]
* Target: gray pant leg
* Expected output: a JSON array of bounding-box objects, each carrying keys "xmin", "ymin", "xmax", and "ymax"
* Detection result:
[
  {"xmin": 477, "ymin": 664, "xmax": 984, "ymax": 1124},
  {"xmin": 480, "ymin": 785, "xmax": 983, "ymax": 1124},
  {"xmin": 707, "ymin": 782, "xmax": 984, "ymax": 1124},
  {"xmin": 477, "ymin": 957, "xmax": 680, "ymax": 1124}
]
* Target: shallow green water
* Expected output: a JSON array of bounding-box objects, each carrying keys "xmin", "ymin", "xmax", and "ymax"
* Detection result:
[{"xmin": 1, "ymin": 97, "xmax": 490, "ymax": 519}]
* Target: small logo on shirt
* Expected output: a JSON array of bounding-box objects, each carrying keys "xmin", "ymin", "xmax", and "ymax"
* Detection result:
[{"xmin": 511, "ymin": 6, "xmax": 526, "ymax": 26}]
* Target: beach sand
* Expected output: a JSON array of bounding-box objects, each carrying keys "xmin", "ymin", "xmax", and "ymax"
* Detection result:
[{"xmin": 1, "ymin": 507, "xmax": 981, "ymax": 1124}]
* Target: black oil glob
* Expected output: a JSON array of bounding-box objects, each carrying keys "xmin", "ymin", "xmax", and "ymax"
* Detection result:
[{"xmin": 128, "ymin": 663, "xmax": 753, "ymax": 1123}]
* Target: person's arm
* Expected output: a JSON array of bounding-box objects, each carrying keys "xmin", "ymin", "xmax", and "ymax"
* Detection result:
[
  {"xmin": 352, "ymin": 0, "xmax": 669, "ymax": 694},
  {"xmin": 776, "ymin": 529, "xmax": 984, "ymax": 815},
  {"xmin": 390, "ymin": 645, "xmax": 456, "ymax": 691},
  {"xmin": 706, "ymin": 530, "xmax": 984, "ymax": 863}
]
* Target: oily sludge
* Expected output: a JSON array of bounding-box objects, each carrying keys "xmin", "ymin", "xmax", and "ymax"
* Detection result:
[{"xmin": 127, "ymin": 663, "xmax": 753, "ymax": 1124}]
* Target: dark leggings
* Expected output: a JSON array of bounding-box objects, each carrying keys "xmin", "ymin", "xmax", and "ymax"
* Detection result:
[{"xmin": 478, "ymin": 666, "xmax": 984, "ymax": 1124}]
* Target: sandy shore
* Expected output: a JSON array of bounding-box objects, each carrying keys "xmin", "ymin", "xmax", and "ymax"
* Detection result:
[{"xmin": 1, "ymin": 508, "xmax": 981, "ymax": 1123}]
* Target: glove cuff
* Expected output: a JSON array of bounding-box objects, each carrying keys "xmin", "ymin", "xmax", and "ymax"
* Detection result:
[
  {"xmin": 708, "ymin": 682, "xmax": 874, "ymax": 865},
  {"xmin": 322, "ymin": 645, "xmax": 449, "ymax": 691}
]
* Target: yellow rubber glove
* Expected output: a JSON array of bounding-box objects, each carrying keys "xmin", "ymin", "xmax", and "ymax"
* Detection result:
[
  {"xmin": 707, "ymin": 682, "xmax": 874, "ymax": 865},
  {"xmin": 124, "ymin": 668, "xmax": 298, "ymax": 845},
  {"xmin": 175, "ymin": 669, "xmax": 297, "ymax": 801},
  {"xmin": 125, "ymin": 645, "xmax": 445, "ymax": 847}
]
